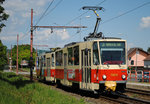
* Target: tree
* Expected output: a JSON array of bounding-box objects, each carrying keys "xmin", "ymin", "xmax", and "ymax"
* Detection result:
[
  {"xmin": 0, "ymin": 40, "xmax": 7, "ymax": 70},
  {"xmin": 12, "ymin": 44, "xmax": 36, "ymax": 67},
  {"xmin": 0, "ymin": 0, "xmax": 9, "ymax": 32},
  {"xmin": 147, "ymin": 47, "xmax": 150, "ymax": 53}
]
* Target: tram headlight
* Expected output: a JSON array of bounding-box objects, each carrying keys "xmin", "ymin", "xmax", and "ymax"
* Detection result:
[
  {"xmin": 102, "ymin": 75, "xmax": 107, "ymax": 80},
  {"xmin": 122, "ymin": 75, "xmax": 126, "ymax": 80}
]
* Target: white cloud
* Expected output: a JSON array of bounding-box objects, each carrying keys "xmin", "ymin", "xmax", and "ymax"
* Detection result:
[
  {"xmin": 0, "ymin": 33, "xmax": 24, "ymax": 41},
  {"xmin": 32, "ymin": 29, "xmax": 70, "ymax": 48},
  {"xmin": 55, "ymin": 30, "xmax": 70, "ymax": 40},
  {"xmin": 34, "ymin": 29, "xmax": 70, "ymax": 42},
  {"xmin": 3, "ymin": 0, "xmax": 50, "ymax": 18},
  {"xmin": 140, "ymin": 16, "xmax": 150, "ymax": 28},
  {"xmin": 0, "ymin": 0, "xmax": 52, "ymax": 46}
]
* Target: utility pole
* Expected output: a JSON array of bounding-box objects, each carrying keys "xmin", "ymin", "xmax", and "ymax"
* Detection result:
[
  {"xmin": 30, "ymin": 8, "xmax": 33, "ymax": 81},
  {"xmin": 7, "ymin": 50, "xmax": 9, "ymax": 66},
  {"xmin": 16, "ymin": 35, "xmax": 19, "ymax": 75},
  {"xmin": 9, "ymin": 45, "xmax": 12, "ymax": 71}
]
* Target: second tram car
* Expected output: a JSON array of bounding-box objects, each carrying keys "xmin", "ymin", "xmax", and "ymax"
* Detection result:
[
  {"xmin": 36, "ymin": 52, "xmax": 56, "ymax": 82},
  {"xmin": 36, "ymin": 38, "xmax": 127, "ymax": 93}
]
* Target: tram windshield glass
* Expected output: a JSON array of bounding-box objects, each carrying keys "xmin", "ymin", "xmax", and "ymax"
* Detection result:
[{"xmin": 99, "ymin": 41, "xmax": 126, "ymax": 65}]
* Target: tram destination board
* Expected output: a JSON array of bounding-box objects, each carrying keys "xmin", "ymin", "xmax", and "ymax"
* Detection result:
[{"xmin": 100, "ymin": 42, "xmax": 125, "ymax": 48}]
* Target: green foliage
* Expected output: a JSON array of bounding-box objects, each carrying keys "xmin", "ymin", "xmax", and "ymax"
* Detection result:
[
  {"xmin": 0, "ymin": 0, "xmax": 9, "ymax": 32},
  {"xmin": 11, "ymin": 44, "xmax": 36, "ymax": 67},
  {"xmin": 0, "ymin": 72, "xmax": 85, "ymax": 104},
  {"xmin": 0, "ymin": 40, "xmax": 7, "ymax": 70},
  {"xmin": 147, "ymin": 47, "xmax": 150, "ymax": 53}
]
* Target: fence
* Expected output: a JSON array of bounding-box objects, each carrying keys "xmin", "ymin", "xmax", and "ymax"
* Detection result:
[{"xmin": 128, "ymin": 70, "xmax": 150, "ymax": 83}]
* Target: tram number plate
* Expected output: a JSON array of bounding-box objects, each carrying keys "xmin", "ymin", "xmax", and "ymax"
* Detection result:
[{"xmin": 111, "ymin": 74, "xmax": 118, "ymax": 77}]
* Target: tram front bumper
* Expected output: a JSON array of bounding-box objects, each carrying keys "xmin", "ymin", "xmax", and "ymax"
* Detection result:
[{"xmin": 104, "ymin": 81, "xmax": 117, "ymax": 92}]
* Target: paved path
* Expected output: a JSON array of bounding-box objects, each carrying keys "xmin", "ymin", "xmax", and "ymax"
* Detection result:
[
  {"xmin": 127, "ymin": 82, "xmax": 150, "ymax": 87},
  {"xmin": 3, "ymin": 69, "xmax": 36, "ymax": 75},
  {"xmin": 127, "ymin": 81, "xmax": 150, "ymax": 91}
]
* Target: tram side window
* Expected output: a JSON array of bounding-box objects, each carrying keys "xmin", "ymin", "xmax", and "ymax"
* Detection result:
[
  {"xmin": 93, "ymin": 42, "xmax": 99, "ymax": 65},
  {"xmin": 56, "ymin": 51, "xmax": 63, "ymax": 66},
  {"xmin": 68, "ymin": 48, "xmax": 73, "ymax": 65},
  {"xmin": 52, "ymin": 54, "xmax": 55, "ymax": 67},
  {"xmin": 74, "ymin": 46, "xmax": 79, "ymax": 65},
  {"xmin": 47, "ymin": 58, "xmax": 50, "ymax": 67},
  {"xmin": 43, "ymin": 55, "xmax": 46, "ymax": 67}
]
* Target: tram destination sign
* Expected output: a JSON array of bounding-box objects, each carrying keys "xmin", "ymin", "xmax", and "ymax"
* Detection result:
[{"xmin": 100, "ymin": 42, "xmax": 125, "ymax": 48}]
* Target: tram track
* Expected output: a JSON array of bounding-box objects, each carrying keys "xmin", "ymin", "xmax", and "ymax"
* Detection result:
[
  {"xmin": 125, "ymin": 88, "xmax": 150, "ymax": 96},
  {"xmin": 117, "ymin": 93, "xmax": 150, "ymax": 104},
  {"xmin": 98, "ymin": 91, "xmax": 150, "ymax": 104}
]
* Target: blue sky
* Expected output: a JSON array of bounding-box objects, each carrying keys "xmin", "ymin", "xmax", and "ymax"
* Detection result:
[{"xmin": 0, "ymin": 0, "xmax": 150, "ymax": 51}]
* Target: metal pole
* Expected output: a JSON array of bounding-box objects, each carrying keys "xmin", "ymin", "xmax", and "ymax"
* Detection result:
[
  {"xmin": 31, "ymin": 8, "xmax": 33, "ymax": 58},
  {"xmin": 7, "ymin": 50, "xmax": 9, "ymax": 68},
  {"xmin": 35, "ymin": 47, "xmax": 37, "ymax": 71},
  {"xmin": 10, "ymin": 45, "xmax": 12, "ymax": 71},
  {"xmin": 16, "ymin": 35, "xmax": 19, "ymax": 75},
  {"xmin": 30, "ymin": 8, "xmax": 33, "ymax": 81},
  {"xmin": 136, "ymin": 48, "xmax": 138, "ymax": 71}
]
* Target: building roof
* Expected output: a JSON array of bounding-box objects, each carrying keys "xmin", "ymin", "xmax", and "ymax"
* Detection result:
[
  {"xmin": 144, "ymin": 55, "xmax": 150, "ymax": 61},
  {"xmin": 128, "ymin": 47, "xmax": 148, "ymax": 56}
]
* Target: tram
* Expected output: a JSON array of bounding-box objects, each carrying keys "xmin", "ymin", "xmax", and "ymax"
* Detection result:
[{"xmin": 36, "ymin": 6, "xmax": 127, "ymax": 93}]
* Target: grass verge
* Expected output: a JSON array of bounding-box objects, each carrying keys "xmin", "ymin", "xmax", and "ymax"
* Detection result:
[{"xmin": 0, "ymin": 71, "xmax": 85, "ymax": 104}]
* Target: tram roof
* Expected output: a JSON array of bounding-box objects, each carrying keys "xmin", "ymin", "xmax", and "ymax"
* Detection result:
[{"xmin": 53, "ymin": 37, "xmax": 126, "ymax": 52}]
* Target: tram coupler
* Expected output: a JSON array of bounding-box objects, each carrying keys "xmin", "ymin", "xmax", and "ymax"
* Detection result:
[{"xmin": 105, "ymin": 81, "xmax": 117, "ymax": 92}]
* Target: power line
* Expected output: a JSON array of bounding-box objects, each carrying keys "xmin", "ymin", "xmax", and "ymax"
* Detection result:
[
  {"xmin": 45, "ymin": 0, "xmax": 63, "ymax": 16},
  {"xmin": 66, "ymin": 1, "xmax": 150, "ymax": 41},
  {"xmin": 35, "ymin": 0, "xmax": 55, "ymax": 26},
  {"xmin": 102, "ymin": 1, "xmax": 150, "ymax": 24},
  {"xmin": 19, "ymin": 0, "xmax": 63, "ymax": 45},
  {"xmin": 65, "ymin": 0, "xmax": 106, "ymax": 25},
  {"xmin": 82, "ymin": 1, "xmax": 150, "ymax": 32},
  {"xmin": 16, "ymin": 1, "xmax": 55, "ymax": 44}
]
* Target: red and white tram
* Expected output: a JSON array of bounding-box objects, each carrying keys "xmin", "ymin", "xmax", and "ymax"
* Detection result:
[{"xmin": 36, "ymin": 6, "xmax": 127, "ymax": 93}]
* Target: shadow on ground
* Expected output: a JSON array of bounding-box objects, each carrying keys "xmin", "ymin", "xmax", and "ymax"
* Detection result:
[{"xmin": 0, "ymin": 73, "xmax": 34, "ymax": 89}]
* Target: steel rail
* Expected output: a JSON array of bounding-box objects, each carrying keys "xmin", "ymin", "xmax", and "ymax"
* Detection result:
[
  {"xmin": 115, "ymin": 91, "xmax": 150, "ymax": 104},
  {"xmin": 126, "ymin": 88, "xmax": 150, "ymax": 96}
]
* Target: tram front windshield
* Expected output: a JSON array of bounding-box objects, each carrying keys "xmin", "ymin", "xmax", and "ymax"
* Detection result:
[{"xmin": 99, "ymin": 42, "xmax": 126, "ymax": 65}]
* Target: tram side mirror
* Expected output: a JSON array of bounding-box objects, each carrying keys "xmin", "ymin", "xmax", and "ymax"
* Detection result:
[{"xmin": 85, "ymin": 48, "xmax": 88, "ymax": 55}]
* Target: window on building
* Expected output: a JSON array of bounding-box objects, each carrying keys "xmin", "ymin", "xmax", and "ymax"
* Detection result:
[
  {"xmin": 129, "ymin": 57, "xmax": 131, "ymax": 61},
  {"xmin": 74, "ymin": 46, "xmax": 79, "ymax": 65},
  {"xmin": 93, "ymin": 42, "xmax": 99, "ymax": 65},
  {"xmin": 56, "ymin": 51, "xmax": 63, "ymax": 66},
  {"xmin": 68, "ymin": 48, "xmax": 73, "ymax": 65},
  {"xmin": 131, "ymin": 60, "xmax": 134, "ymax": 65}
]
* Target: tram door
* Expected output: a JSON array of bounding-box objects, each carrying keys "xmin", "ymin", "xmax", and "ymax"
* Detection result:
[
  {"xmin": 64, "ymin": 53, "xmax": 67, "ymax": 84},
  {"xmin": 81, "ymin": 49, "xmax": 91, "ymax": 89}
]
